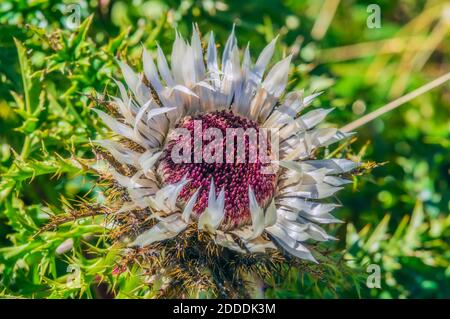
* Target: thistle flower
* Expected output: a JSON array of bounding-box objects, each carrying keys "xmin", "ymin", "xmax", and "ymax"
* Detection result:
[{"xmin": 92, "ymin": 27, "xmax": 359, "ymax": 295}]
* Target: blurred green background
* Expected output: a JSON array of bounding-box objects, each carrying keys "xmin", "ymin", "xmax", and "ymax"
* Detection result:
[{"xmin": 0, "ymin": 0, "xmax": 449, "ymax": 298}]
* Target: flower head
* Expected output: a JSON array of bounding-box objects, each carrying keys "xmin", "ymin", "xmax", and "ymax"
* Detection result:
[{"xmin": 93, "ymin": 26, "xmax": 358, "ymax": 294}]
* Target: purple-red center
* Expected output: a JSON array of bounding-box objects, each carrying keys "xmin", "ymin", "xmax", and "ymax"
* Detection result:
[{"xmin": 158, "ymin": 111, "xmax": 277, "ymax": 228}]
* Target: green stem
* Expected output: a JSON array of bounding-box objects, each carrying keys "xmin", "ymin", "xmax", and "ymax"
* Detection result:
[{"xmin": 20, "ymin": 135, "xmax": 31, "ymax": 160}]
